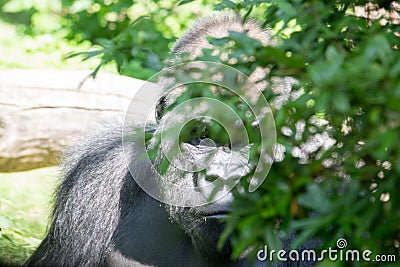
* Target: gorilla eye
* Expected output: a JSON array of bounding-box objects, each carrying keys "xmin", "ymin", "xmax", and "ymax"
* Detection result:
[{"xmin": 188, "ymin": 137, "xmax": 202, "ymax": 146}]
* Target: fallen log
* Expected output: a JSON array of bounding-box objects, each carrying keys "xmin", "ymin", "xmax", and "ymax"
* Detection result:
[{"xmin": 0, "ymin": 69, "xmax": 157, "ymax": 172}]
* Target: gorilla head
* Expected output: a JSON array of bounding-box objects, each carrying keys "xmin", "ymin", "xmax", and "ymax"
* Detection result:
[{"xmin": 148, "ymin": 16, "xmax": 273, "ymax": 261}]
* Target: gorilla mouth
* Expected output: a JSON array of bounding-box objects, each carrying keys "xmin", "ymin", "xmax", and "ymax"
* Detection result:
[
  {"xmin": 197, "ymin": 209, "xmax": 231, "ymax": 219},
  {"xmin": 205, "ymin": 213, "xmax": 229, "ymax": 219}
]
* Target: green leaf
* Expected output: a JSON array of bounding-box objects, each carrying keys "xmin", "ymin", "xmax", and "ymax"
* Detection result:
[
  {"xmin": 89, "ymin": 63, "xmax": 103, "ymax": 78},
  {"xmin": 114, "ymin": 52, "xmax": 125, "ymax": 73},
  {"xmin": 220, "ymin": 0, "xmax": 237, "ymax": 9},
  {"xmin": 177, "ymin": 0, "xmax": 196, "ymax": 6},
  {"xmin": 64, "ymin": 50, "xmax": 104, "ymax": 60},
  {"xmin": 264, "ymin": 46, "xmax": 304, "ymax": 69},
  {"xmin": 275, "ymin": 1, "xmax": 297, "ymax": 17},
  {"xmin": 332, "ymin": 91, "xmax": 350, "ymax": 113},
  {"xmin": 96, "ymin": 38, "xmax": 114, "ymax": 49},
  {"xmin": 207, "ymin": 36, "xmax": 230, "ymax": 46},
  {"xmin": 298, "ymin": 184, "xmax": 333, "ymax": 213}
]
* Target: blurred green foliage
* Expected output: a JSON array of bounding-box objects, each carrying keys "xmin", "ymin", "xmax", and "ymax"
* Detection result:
[{"xmin": 0, "ymin": 0, "xmax": 215, "ymax": 77}]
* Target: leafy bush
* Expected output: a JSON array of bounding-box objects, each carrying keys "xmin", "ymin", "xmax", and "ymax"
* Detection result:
[
  {"xmin": 61, "ymin": 0, "xmax": 216, "ymax": 78},
  {"xmin": 0, "ymin": 0, "xmax": 215, "ymax": 77},
  {"xmin": 147, "ymin": 1, "xmax": 400, "ymax": 265}
]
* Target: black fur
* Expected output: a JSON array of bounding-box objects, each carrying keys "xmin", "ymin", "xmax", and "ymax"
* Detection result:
[
  {"xmin": 25, "ymin": 122, "xmax": 258, "ymax": 266},
  {"xmin": 26, "ymin": 122, "xmax": 142, "ymax": 266}
]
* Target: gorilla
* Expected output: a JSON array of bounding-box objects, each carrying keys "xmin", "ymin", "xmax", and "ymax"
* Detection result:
[{"xmin": 26, "ymin": 14, "xmax": 316, "ymax": 267}]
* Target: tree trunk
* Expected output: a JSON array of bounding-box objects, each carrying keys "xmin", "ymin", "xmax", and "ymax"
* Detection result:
[{"xmin": 0, "ymin": 69, "xmax": 157, "ymax": 172}]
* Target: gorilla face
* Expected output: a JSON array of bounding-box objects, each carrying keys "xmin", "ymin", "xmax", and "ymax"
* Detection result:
[
  {"xmin": 155, "ymin": 137, "xmax": 251, "ymax": 203},
  {"xmin": 151, "ymin": 69, "xmax": 254, "ymax": 260},
  {"xmin": 160, "ymin": 140, "xmax": 251, "ymax": 259}
]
